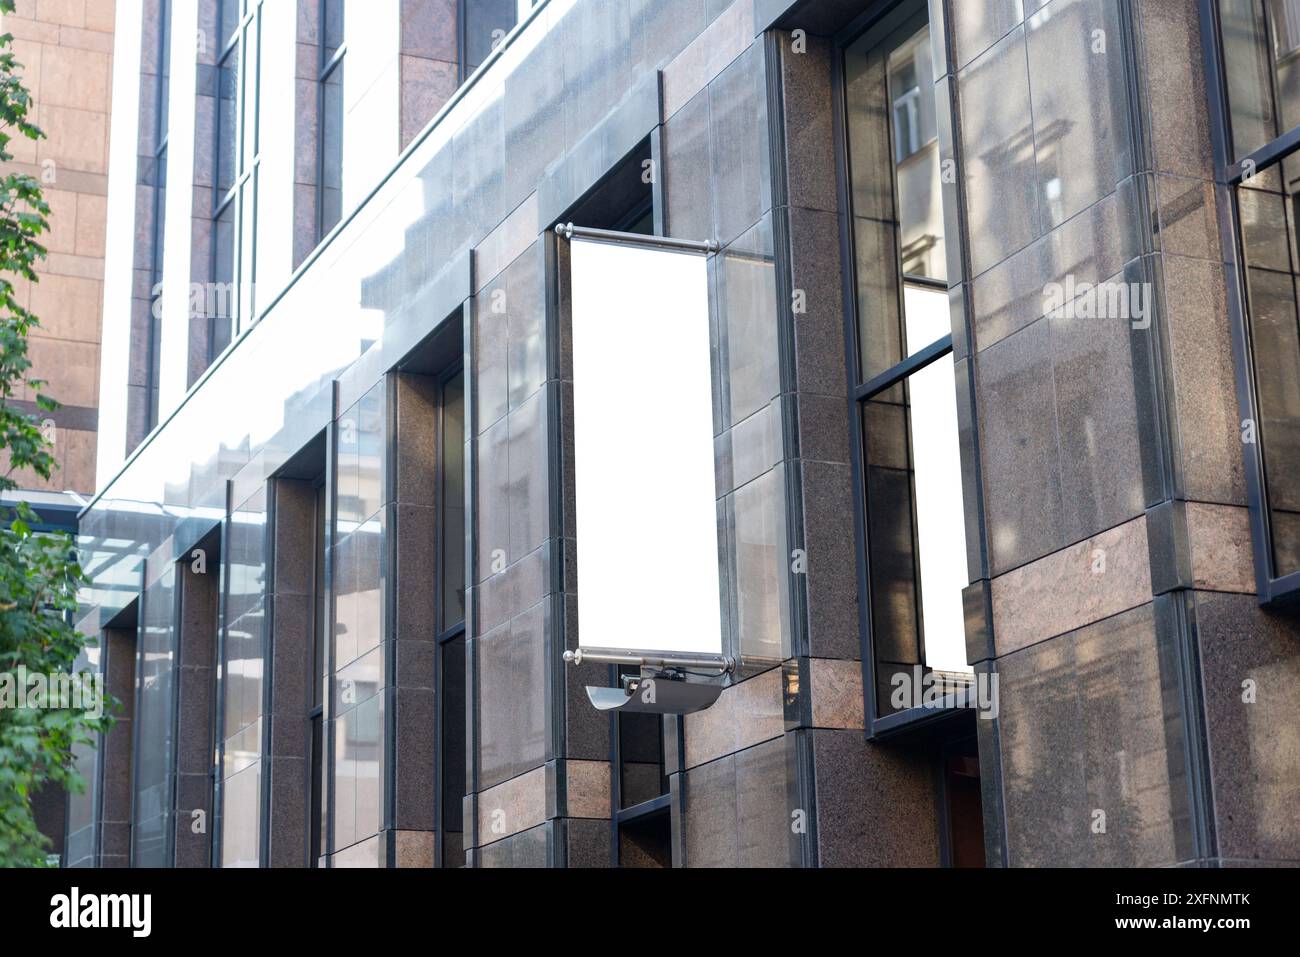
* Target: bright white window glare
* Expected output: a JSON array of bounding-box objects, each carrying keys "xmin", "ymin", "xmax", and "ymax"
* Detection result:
[
  {"xmin": 903, "ymin": 283, "xmax": 970, "ymax": 674},
  {"xmin": 569, "ymin": 239, "xmax": 723, "ymax": 657},
  {"xmin": 903, "ymin": 280, "xmax": 949, "ymax": 355}
]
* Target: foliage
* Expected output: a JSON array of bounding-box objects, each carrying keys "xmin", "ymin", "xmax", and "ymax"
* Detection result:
[{"xmin": 0, "ymin": 0, "xmax": 111, "ymax": 868}]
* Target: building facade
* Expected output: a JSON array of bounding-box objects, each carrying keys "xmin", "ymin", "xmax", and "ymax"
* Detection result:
[
  {"xmin": 0, "ymin": 0, "xmax": 113, "ymax": 496},
  {"xmin": 64, "ymin": 0, "xmax": 1300, "ymax": 868}
]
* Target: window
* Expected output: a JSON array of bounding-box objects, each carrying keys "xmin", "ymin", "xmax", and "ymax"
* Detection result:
[
  {"xmin": 838, "ymin": 0, "xmax": 986, "ymax": 868},
  {"xmin": 842, "ymin": 6, "xmax": 971, "ymax": 731},
  {"xmin": 210, "ymin": 0, "xmax": 262, "ymax": 365},
  {"xmin": 1213, "ymin": 0, "xmax": 1300, "ymax": 600},
  {"xmin": 146, "ymin": 0, "xmax": 172, "ymax": 430},
  {"xmin": 436, "ymin": 368, "xmax": 466, "ymax": 867},
  {"xmin": 458, "ymin": 0, "xmax": 531, "ymax": 82},
  {"xmin": 318, "ymin": 0, "xmax": 345, "ymax": 240}
]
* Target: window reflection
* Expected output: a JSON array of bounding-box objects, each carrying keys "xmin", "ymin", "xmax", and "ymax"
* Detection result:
[
  {"xmin": 460, "ymin": 0, "xmax": 521, "ymax": 79},
  {"xmin": 1219, "ymin": 0, "xmax": 1300, "ymax": 585},
  {"xmin": 1221, "ymin": 0, "xmax": 1300, "ymax": 159},
  {"xmin": 209, "ymin": 0, "xmax": 261, "ymax": 365},
  {"xmin": 1238, "ymin": 176, "xmax": 1300, "ymax": 575},
  {"xmin": 318, "ymin": 0, "xmax": 345, "ymax": 239},
  {"xmin": 844, "ymin": 9, "xmax": 972, "ymax": 721}
]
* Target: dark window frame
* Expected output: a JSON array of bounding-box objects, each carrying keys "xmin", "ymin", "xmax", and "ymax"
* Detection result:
[
  {"xmin": 832, "ymin": 0, "xmax": 976, "ymax": 740},
  {"xmin": 316, "ymin": 0, "xmax": 346, "ymax": 242},
  {"xmin": 1202, "ymin": 0, "xmax": 1300, "ymax": 604},
  {"xmin": 145, "ymin": 0, "xmax": 173, "ymax": 431},
  {"xmin": 209, "ymin": 0, "xmax": 262, "ymax": 366}
]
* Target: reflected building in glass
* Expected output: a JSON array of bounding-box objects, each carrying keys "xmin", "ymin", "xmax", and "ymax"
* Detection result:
[{"xmin": 60, "ymin": 0, "xmax": 1300, "ymax": 868}]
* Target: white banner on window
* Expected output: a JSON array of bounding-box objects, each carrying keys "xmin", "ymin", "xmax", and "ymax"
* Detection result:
[{"xmin": 569, "ymin": 237, "xmax": 723, "ymax": 657}]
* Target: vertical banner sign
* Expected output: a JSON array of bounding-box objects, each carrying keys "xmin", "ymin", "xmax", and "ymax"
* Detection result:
[{"xmin": 569, "ymin": 238, "xmax": 724, "ymax": 657}]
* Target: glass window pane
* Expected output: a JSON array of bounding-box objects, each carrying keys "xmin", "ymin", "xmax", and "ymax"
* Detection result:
[
  {"xmin": 862, "ymin": 289, "xmax": 970, "ymax": 719},
  {"xmin": 1272, "ymin": 0, "xmax": 1300, "ymax": 135},
  {"xmin": 219, "ymin": 0, "xmax": 241, "ymax": 51},
  {"xmin": 242, "ymin": 18, "xmax": 260, "ymax": 174},
  {"xmin": 619, "ymin": 703, "xmax": 666, "ymax": 809},
  {"xmin": 239, "ymin": 175, "xmax": 256, "ymax": 322},
  {"xmin": 845, "ymin": 15, "xmax": 948, "ymax": 386},
  {"xmin": 1218, "ymin": 0, "xmax": 1300, "ymax": 159},
  {"xmin": 463, "ymin": 0, "xmax": 518, "ymax": 74},
  {"xmin": 320, "ymin": 60, "xmax": 344, "ymax": 238},
  {"xmin": 211, "ymin": 200, "xmax": 235, "ymax": 359},
  {"xmin": 322, "ymin": 0, "xmax": 345, "ymax": 62},
  {"xmin": 1239, "ymin": 180, "xmax": 1300, "ymax": 577},
  {"xmin": 216, "ymin": 48, "xmax": 239, "ymax": 194}
]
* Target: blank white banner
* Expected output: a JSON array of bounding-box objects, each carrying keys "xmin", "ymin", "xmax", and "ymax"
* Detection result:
[{"xmin": 569, "ymin": 238, "xmax": 723, "ymax": 657}]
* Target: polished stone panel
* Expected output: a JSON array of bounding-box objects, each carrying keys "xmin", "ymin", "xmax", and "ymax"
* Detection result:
[
  {"xmin": 1160, "ymin": 254, "xmax": 1244, "ymax": 505},
  {"xmin": 476, "ymin": 764, "xmax": 549, "ymax": 843},
  {"xmin": 1196, "ymin": 592, "xmax": 1300, "ymax": 862},
  {"xmin": 976, "ymin": 318, "xmax": 1064, "ymax": 573},
  {"xmin": 1185, "ymin": 503, "xmax": 1256, "ymax": 595},
  {"xmin": 679, "ymin": 736, "xmax": 791, "ymax": 867},
  {"xmin": 951, "ymin": 0, "xmax": 1025, "ymax": 70},
  {"xmin": 958, "ymin": 25, "xmax": 1038, "ymax": 277},
  {"xmin": 683, "ymin": 666, "xmax": 784, "ymax": 769},
  {"xmin": 564, "ymin": 760, "xmax": 612, "ymax": 819},
  {"xmin": 810, "ymin": 728, "xmax": 939, "ymax": 866},
  {"xmin": 998, "ymin": 602, "xmax": 1190, "ymax": 866},
  {"xmin": 808, "ymin": 658, "xmax": 865, "ymax": 729},
  {"xmin": 1025, "ymin": 0, "xmax": 1132, "ymax": 231},
  {"xmin": 1138, "ymin": 0, "xmax": 1214, "ymax": 180},
  {"xmin": 992, "ymin": 515, "xmax": 1151, "ymax": 655}
]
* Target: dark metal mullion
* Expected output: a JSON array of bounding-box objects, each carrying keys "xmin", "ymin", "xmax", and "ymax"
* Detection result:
[
  {"xmin": 210, "ymin": 480, "xmax": 233, "ymax": 866},
  {"xmin": 855, "ymin": 333, "xmax": 953, "ymax": 401},
  {"xmin": 306, "ymin": 474, "xmax": 326, "ymax": 866},
  {"xmin": 166, "ymin": 561, "xmax": 186, "ymax": 867},
  {"xmin": 323, "ymin": 382, "xmax": 339, "ymax": 866},
  {"xmin": 144, "ymin": 0, "xmax": 172, "ymax": 432},
  {"xmin": 320, "ymin": 44, "xmax": 346, "ymax": 83},
  {"xmin": 1227, "ymin": 124, "xmax": 1300, "ymax": 183},
  {"xmin": 124, "ymin": 574, "xmax": 145, "ymax": 867},
  {"xmin": 1231, "ymin": 200, "xmax": 1283, "ymax": 586},
  {"xmin": 614, "ymin": 793, "xmax": 672, "ymax": 825},
  {"xmin": 258, "ymin": 485, "xmax": 276, "ymax": 868},
  {"xmin": 245, "ymin": 8, "xmax": 263, "ymax": 328},
  {"xmin": 456, "ymin": 0, "xmax": 468, "ymax": 86},
  {"xmin": 316, "ymin": 0, "xmax": 328, "ymax": 244},
  {"xmin": 315, "ymin": 0, "xmax": 343, "ymax": 246}
]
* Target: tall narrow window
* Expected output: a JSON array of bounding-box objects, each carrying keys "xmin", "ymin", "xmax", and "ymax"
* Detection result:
[
  {"xmin": 146, "ymin": 0, "xmax": 172, "ymax": 430},
  {"xmin": 842, "ymin": 6, "xmax": 970, "ymax": 725},
  {"xmin": 210, "ymin": 0, "xmax": 262, "ymax": 365},
  {"xmin": 318, "ymin": 0, "xmax": 345, "ymax": 239},
  {"xmin": 436, "ymin": 368, "xmax": 466, "ymax": 866},
  {"xmin": 1214, "ymin": 0, "xmax": 1300, "ymax": 601},
  {"xmin": 839, "ymin": 0, "xmax": 986, "ymax": 867}
]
